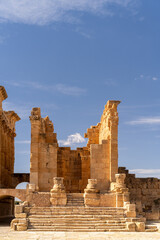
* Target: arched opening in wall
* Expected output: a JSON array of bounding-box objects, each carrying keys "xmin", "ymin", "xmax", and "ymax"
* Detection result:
[
  {"xmin": 15, "ymin": 182, "xmax": 28, "ymax": 204},
  {"xmin": 0, "ymin": 183, "xmax": 28, "ymax": 227},
  {"xmin": 0, "ymin": 195, "xmax": 15, "ymax": 226}
]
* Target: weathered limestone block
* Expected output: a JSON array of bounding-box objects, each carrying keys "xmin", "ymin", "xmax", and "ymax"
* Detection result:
[
  {"xmin": 11, "ymin": 214, "xmax": 28, "ymax": 231},
  {"xmin": 84, "ymin": 179, "xmax": 100, "ymax": 206},
  {"xmin": 26, "ymin": 192, "xmax": 50, "ymax": 207},
  {"xmin": 126, "ymin": 222, "xmax": 136, "ymax": 232},
  {"xmin": 11, "ymin": 219, "xmax": 19, "ymax": 231},
  {"xmin": 51, "ymin": 177, "xmax": 66, "ymax": 193},
  {"xmin": 100, "ymin": 193, "xmax": 116, "ymax": 207},
  {"xmin": 135, "ymin": 222, "xmax": 145, "ymax": 232},
  {"xmin": 111, "ymin": 174, "xmax": 130, "ymax": 207},
  {"xmin": 125, "ymin": 202, "xmax": 136, "ymax": 218},
  {"xmin": 116, "ymin": 193, "xmax": 124, "ymax": 207},
  {"xmin": 110, "ymin": 182, "xmax": 116, "ymax": 191},
  {"xmin": 15, "ymin": 205, "xmax": 23, "ymax": 214},
  {"xmin": 115, "ymin": 173, "xmax": 126, "ymax": 188},
  {"xmin": 84, "ymin": 179, "xmax": 100, "ymax": 193},
  {"xmin": 17, "ymin": 222, "xmax": 28, "ymax": 231},
  {"xmin": 84, "ymin": 193, "xmax": 100, "ymax": 207},
  {"xmin": 50, "ymin": 177, "xmax": 67, "ymax": 206},
  {"xmin": 15, "ymin": 213, "xmax": 27, "ymax": 218},
  {"xmin": 28, "ymin": 183, "xmax": 37, "ymax": 193},
  {"xmin": 50, "ymin": 192, "xmax": 67, "ymax": 206}
]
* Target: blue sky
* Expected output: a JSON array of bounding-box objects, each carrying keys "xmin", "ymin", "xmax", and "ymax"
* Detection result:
[{"xmin": 0, "ymin": 0, "xmax": 160, "ymax": 179}]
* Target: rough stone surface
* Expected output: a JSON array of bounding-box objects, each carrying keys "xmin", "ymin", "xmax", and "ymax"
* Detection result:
[{"xmin": 0, "ymin": 86, "xmax": 160, "ymax": 232}]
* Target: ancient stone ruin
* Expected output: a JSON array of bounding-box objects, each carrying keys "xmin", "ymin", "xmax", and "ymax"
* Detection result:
[{"xmin": 0, "ymin": 85, "xmax": 159, "ymax": 232}]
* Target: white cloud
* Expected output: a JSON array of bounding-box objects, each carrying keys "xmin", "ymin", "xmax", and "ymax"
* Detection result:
[
  {"xmin": 2, "ymin": 80, "xmax": 86, "ymax": 96},
  {"xmin": 15, "ymin": 140, "xmax": 30, "ymax": 144},
  {"xmin": 126, "ymin": 117, "xmax": 160, "ymax": 125},
  {"xmin": 59, "ymin": 133, "xmax": 86, "ymax": 146},
  {"xmin": 0, "ymin": 0, "xmax": 137, "ymax": 25},
  {"xmin": 135, "ymin": 74, "xmax": 159, "ymax": 82},
  {"xmin": 75, "ymin": 27, "xmax": 92, "ymax": 39},
  {"xmin": 152, "ymin": 77, "xmax": 158, "ymax": 81},
  {"xmin": 130, "ymin": 169, "xmax": 160, "ymax": 178},
  {"xmin": 55, "ymin": 84, "xmax": 86, "ymax": 96}
]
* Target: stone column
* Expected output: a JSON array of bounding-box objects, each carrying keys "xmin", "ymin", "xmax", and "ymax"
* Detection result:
[
  {"xmin": 10, "ymin": 134, "xmax": 15, "ymax": 174},
  {"xmin": 0, "ymin": 86, "xmax": 8, "ymax": 187},
  {"xmin": 29, "ymin": 108, "xmax": 41, "ymax": 190},
  {"xmin": 115, "ymin": 173, "xmax": 126, "ymax": 188},
  {"xmin": 84, "ymin": 179, "xmax": 100, "ymax": 207},
  {"xmin": 108, "ymin": 102, "xmax": 120, "ymax": 182},
  {"xmin": 50, "ymin": 177, "xmax": 67, "ymax": 206},
  {"xmin": 112, "ymin": 174, "xmax": 130, "ymax": 208}
]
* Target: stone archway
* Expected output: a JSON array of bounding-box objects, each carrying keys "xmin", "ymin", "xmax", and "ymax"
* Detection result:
[
  {"xmin": 0, "ymin": 189, "xmax": 27, "ymax": 225},
  {"xmin": 11, "ymin": 174, "xmax": 30, "ymax": 189},
  {"xmin": 0, "ymin": 189, "xmax": 27, "ymax": 202}
]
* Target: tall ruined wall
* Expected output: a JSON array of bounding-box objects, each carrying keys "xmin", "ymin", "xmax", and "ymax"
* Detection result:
[
  {"xmin": 0, "ymin": 86, "xmax": 20, "ymax": 218},
  {"xmin": 30, "ymin": 108, "xmax": 57, "ymax": 191},
  {"xmin": 99, "ymin": 100, "xmax": 120, "ymax": 182},
  {"xmin": 85, "ymin": 100, "xmax": 120, "ymax": 191},
  {"xmin": 84, "ymin": 124, "xmax": 100, "ymax": 148},
  {"xmin": 119, "ymin": 167, "xmax": 160, "ymax": 219},
  {"xmin": 30, "ymin": 107, "xmax": 90, "ymax": 193},
  {"xmin": 57, "ymin": 147, "xmax": 90, "ymax": 193},
  {"xmin": 30, "ymin": 100, "xmax": 120, "ymax": 193},
  {"xmin": 0, "ymin": 86, "xmax": 20, "ymax": 188}
]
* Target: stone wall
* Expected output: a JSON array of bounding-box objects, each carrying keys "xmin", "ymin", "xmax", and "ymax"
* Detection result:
[
  {"xmin": 119, "ymin": 167, "xmax": 160, "ymax": 219},
  {"xmin": 29, "ymin": 100, "xmax": 121, "ymax": 193},
  {"xmin": 85, "ymin": 100, "xmax": 121, "ymax": 191},
  {"xmin": 0, "ymin": 86, "xmax": 20, "ymax": 188},
  {"xmin": 29, "ymin": 107, "xmax": 91, "ymax": 193},
  {"xmin": 57, "ymin": 147, "xmax": 90, "ymax": 193},
  {"xmin": 30, "ymin": 108, "xmax": 58, "ymax": 191},
  {"xmin": 99, "ymin": 100, "xmax": 120, "ymax": 182}
]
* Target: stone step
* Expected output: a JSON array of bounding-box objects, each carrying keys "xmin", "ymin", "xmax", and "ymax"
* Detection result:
[
  {"xmin": 29, "ymin": 223, "xmax": 126, "ymax": 229},
  {"xmin": 28, "ymin": 207, "xmax": 124, "ymax": 214},
  {"xmin": 28, "ymin": 219, "xmax": 126, "ymax": 225},
  {"xmin": 145, "ymin": 225, "xmax": 158, "ymax": 232},
  {"xmin": 28, "ymin": 214, "xmax": 125, "ymax": 219},
  {"xmin": 27, "ymin": 228, "xmax": 128, "ymax": 232},
  {"xmin": 27, "ymin": 212, "xmax": 125, "ymax": 216},
  {"xmin": 67, "ymin": 202, "xmax": 84, "ymax": 206},
  {"xmin": 25, "ymin": 207, "xmax": 125, "ymax": 211},
  {"xmin": 28, "ymin": 224, "xmax": 126, "ymax": 230},
  {"xmin": 67, "ymin": 197, "xmax": 84, "ymax": 199},
  {"xmin": 67, "ymin": 200, "xmax": 84, "ymax": 202},
  {"xmin": 26, "ymin": 209, "xmax": 125, "ymax": 214}
]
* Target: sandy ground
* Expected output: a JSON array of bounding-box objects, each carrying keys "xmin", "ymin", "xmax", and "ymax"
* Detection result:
[{"xmin": 0, "ymin": 226, "xmax": 160, "ymax": 240}]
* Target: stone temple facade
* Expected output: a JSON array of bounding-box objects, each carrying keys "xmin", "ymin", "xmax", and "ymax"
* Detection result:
[{"xmin": 0, "ymin": 85, "xmax": 160, "ymax": 232}]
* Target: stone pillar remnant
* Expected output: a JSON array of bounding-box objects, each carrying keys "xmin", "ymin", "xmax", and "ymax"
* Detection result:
[{"xmin": 50, "ymin": 177, "xmax": 67, "ymax": 206}]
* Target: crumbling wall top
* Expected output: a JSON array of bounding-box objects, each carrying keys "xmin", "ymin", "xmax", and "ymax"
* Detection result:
[{"xmin": 0, "ymin": 86, "xmax": 8, "ymax": 101}]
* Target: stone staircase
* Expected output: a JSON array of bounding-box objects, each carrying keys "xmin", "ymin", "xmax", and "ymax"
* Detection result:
[
  {"xmin": 25, "ymin": 206, "xmax": 131, "ymax": 232},
  {"xmin": 145, "ymin": 223, "xmax": 158, "ymax": 232},
  {"xmin": 67, "ymin": 193, "xmax": 84, "ymax": 206}
]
